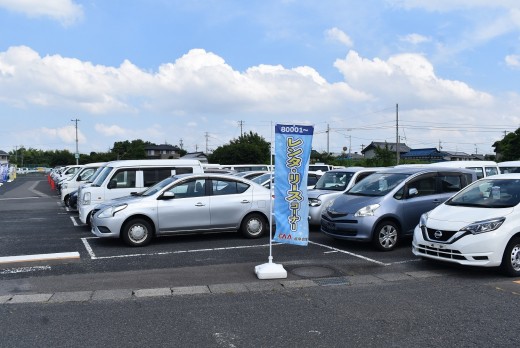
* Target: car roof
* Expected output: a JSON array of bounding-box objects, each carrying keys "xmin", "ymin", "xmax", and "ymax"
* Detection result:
[{"xmin": 375, "ymin": 166, "xmax": 474, "ymax": 175}]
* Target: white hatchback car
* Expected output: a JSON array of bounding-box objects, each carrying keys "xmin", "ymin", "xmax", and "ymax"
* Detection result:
[
  {"xmin": 90, "ymin": 173, "xmax": 272, "ymax": 247},
  {"xmin": 412, "ymin": 173, "xmax": 520, "ymax": 276}
]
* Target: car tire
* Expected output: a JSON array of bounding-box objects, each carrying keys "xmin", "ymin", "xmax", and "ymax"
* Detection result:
[
  {"xmin": 372, "ymin": 220, "xmax": 399, "ymax": 251},
  {"xmin": 241, "ymin": 213, "xmax": 267, "ymax": 239},
  {"xmin": 64, "ymin": 194, "xmax": 70, "ymax": 207},
  {"xmin": 122, "ymin": 218, "xmax": 153, "ymax": 247},
  {"xmin": 500, "ymin": 236, "xmax": 520, "ymax": 277}
]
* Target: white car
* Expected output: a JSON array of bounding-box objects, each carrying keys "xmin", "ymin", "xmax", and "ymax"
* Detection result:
[{"xmin": 412, "ymin": 173, "xmax": 520, "ymax": 276}]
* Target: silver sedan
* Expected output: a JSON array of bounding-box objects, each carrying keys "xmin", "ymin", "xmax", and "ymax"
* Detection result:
[{"xmin": 90, "ymin": 173, "xmax": 272, "ymax": 247}]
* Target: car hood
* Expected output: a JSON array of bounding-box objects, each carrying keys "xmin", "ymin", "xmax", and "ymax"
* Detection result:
[
  {"xmin": 307, "ymin": 189, "xmax": 341, "ymax": 199},
  {"xmin": 426, "ymin": 204, "xmax": 515, "ymax": 227},
  {"xmin": 328, "ymin": 194, "xmax": 382, "ymax": 214},
  {"xmin": 94, "ymin": 195, "xmax": 145, "ymax": 210}
]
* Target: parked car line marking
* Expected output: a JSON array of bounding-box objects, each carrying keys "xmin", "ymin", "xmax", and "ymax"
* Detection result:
[
  {"xmin": 70, "ymin": 216, "xmax": 80, "ymax": 227},
  {"xmin": 81, "ymin": 237, "xmax": 281, "ymax": 260},
  {"xmin": 0, "ymin": 265, "xmax": 52, "ymax": 275},
  {"xmin": 308, "ymin": 241, "xmax": 390, "ymax": 266}
]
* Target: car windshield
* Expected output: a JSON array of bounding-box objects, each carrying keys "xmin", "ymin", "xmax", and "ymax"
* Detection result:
[
  {"xmin": 140, "ymin": 176, "xmax": 178, "ymax": 197},
  {"xmin": 348, "ymin": 173, "xmax": 409, "ymax": 197},
  {"xmin": 92, "ymin": 166, "xmax": 113, "ymax": 186},
  {"xmin": 446, "ymin": 178, "xmax": 520, "ymax": 208},
  {"xmin": 314, "ymin": 171, "xmax": 355, "ymax": 191}
]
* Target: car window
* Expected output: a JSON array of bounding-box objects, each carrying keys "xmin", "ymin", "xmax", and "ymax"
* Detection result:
[
  {"xmin": 143, "ymin": 168, "xmax": 174, "ymax": 187},
  {"xmin": 349, "ymin": 173, "xmax": 409, "ymax": 197},
  {"xmin": 211, "ymin": 179, "xmax": 249, "ymax": 196},
  {"xmin": 447, "ymin": 178, "xmax": 520, "ymax": 208},
  {"xmin": 438, "ymin": 175, "xmax": 463, "ymax": 193},
  {"xmin": 109, "ymin": 169, "xmax": 137, "ymax": 189},
  {"xmin": 407, "ymin": 176, "xmax": 436, "ymax": 197},
  {"xmin": 314, "ymin": 171, "xmax": 353, "ymax": 191},
  {"xmin": 485, "ymin": 167, "xmax": 499, "ymax": 177},
  {"xmin": 467, "ymin": 167, "xmax": 484, "ymax": 179},
  {"xmin": 167, "ymin": 179, "xmax": 206, "ymax": 198}
]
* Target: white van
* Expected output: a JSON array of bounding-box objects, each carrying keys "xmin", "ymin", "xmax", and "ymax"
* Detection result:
[
  {"xmin": 498, "ymin": 161, "xmax": 520, "ymax": 174},
  {"xmin": 60, "ymin": 162, "xmax": 106, "ymax": 205},
  {"xmin": 220, "ymin": 164, "xmax": 270, "ymax": 172},
  {"xmin": 78, "ymin": 159, "xmax": 203, "ymax": 224},
  {"xmin": 429, "ymin": 160, "xmax": 499, "ymax": 180}
]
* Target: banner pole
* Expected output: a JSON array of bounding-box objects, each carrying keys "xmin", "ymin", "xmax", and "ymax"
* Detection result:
[{"xmin": 255, "ymin": 121, "xmax": 287, "ymax": 279}]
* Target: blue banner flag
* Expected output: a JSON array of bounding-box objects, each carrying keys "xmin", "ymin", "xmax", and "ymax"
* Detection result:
[{"xmin": 273, "ymin": 124, "xmax": 314, "ymax": 246}]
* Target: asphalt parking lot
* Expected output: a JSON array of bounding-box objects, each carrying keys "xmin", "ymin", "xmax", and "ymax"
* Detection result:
[{"xmin": 1, "ymin": 173, "xmax": 518, "ymax": 299}]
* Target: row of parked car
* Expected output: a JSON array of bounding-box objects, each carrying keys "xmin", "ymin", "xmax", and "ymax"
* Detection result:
[{"xmin": 48, "ymin": 159, "xmax": 520, "ymax": 277}]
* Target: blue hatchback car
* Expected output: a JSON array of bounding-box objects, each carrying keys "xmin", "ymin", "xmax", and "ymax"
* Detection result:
[{"xmin": 321, "ymin": 166, "xmax": 476, "ymax": 251}]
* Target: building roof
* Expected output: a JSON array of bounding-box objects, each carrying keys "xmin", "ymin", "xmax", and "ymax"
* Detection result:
[
  {"xmin": 401, "ymin": 148, "xmax": 443, "ymax": 158},
  {"xmin": 362, "ymin": 141, "xmax": 411, "ymax": 154},
  {"xmin": 144, "ymin": 144, "xmax": 181, "ymax": 151}
]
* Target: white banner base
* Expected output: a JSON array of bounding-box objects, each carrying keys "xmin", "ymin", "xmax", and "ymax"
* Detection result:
[{"xmin": 255, "ymin": 261, "xmax": 287, "ymax": 280}]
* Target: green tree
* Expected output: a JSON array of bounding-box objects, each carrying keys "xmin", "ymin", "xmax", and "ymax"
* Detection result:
[
  {"xmin": 110, "ymin": 139, "xmax": 151, "ymax": 160},
  {"xmin": 208, "ymin": 131, "xmax": 270, "ymax": 164},
  {"xmin": 493, "ymin": 130, "xmax": 520, "ymax": 161},
  {"xmin": 366, "ymin": 143, "xmax": 395, "ymax": 167}
]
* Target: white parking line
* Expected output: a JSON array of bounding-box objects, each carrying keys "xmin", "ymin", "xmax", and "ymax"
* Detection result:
[
  {"xmin": 0, "ymin": 197, "xmax": 41, "ymax": 201},
  {"xmin": 0, "ymin": 265, "xmax": 52, "ymax": 275},
  {"xmin": 70, "ymin": 216, "xmax": 80, "ymax": 227},
  {"xmin": 308, "ymin": 241, "xmax": 390, "ymax": 266},
  {"xmin": 81, "ymin": 237, "xmax": 281, "ymax": 260}
]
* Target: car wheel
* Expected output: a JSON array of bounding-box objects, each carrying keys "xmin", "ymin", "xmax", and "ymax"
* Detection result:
[
  {"xmin": 372, "ymin": 220, "xmax": 399, "ymax": 251},
  {"xmin": 241, "ymin": 213, "xmax": 267, "ymax": 239},
  {"xmin": 500, "ymin": 236, "xmax": 520, "ymax": 277},
  {"xmin": 64, "ymin": 194, "xmax": 70, "ymax": 207},
  {"xmin": 122, "ymin": 218, "xmax": 153, "ymax": 247}
]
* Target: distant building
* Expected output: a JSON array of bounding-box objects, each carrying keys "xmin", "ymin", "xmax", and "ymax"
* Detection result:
[
  {"xmin": 181, "ymin": 152, "xmax": 208, "ymax": 164},
  {"xmin": 144, "ymin": 144, "xmax": 181, "ymax": 159},
  {"xmin": 401, "ymin": 148, "xmax": 445, "ymax": 162},
  {"xmin": 0, "ymin": 150, "xmax": 9, "ymax": 164},
  {"xmin": 361, "ymin": 141, "xmax": 411, "ymax": 159}
]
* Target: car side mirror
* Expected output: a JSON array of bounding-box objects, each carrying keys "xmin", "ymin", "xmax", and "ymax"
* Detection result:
[
  {"xmin": 408, "ymin": 187, "xmax": 418, "ymax": 196},
  {"xmin": 161, "ymin": 191, "xmax": 175, "ymax": 200},
  {"xmin": 76, "ymin": 174, "xmax": 82, "ymax": 181},
  {"xmin": 108, "ymin": 179, "xmax": 117, "ymax": 189}
]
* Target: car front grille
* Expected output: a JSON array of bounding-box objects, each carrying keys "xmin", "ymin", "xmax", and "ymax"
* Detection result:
[{"xmin": 416, "ymin": 244, "xmax": 466, "ymax": 260}]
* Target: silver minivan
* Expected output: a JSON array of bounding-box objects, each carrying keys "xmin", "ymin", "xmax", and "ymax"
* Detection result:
[{"xmin": 321, "ymin": 167, "xmax": 476, "ymax": 251}]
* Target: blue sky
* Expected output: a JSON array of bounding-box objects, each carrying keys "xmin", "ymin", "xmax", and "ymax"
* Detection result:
[{"xmin": 0, "ymin": 0, "xmax": 519, "ymax": 158}]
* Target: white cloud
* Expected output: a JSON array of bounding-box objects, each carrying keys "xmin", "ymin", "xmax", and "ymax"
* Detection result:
[
  {"xmin": 400, "ymin": 33, "xmax": 430, "ymax": 45},
  {"xmin": 325, "ymin": 27, "xmax": 354, "ymax": 47},
  {"xmin": 505, "ymin": 54, "xmax": 520, "ymax": 68},
  {"xmin": 95, "ymin": 124, "xmax": 127, "ymax": 137},
  {"xmin": 334, "ymin": 50, "xmax": 493, "ymax": 107},
  {"xmin": 0, "ymin": 0, "xmax": 83, "ymax": 25}
]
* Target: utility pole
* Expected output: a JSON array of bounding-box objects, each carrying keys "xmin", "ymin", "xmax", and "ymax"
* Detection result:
[
  {"xmin": 395, "ymin": 104, "xmax": 399, "ymax": 165},
  {"xmin": 71, "ymin": 118, "xmax": 80, "ymax": 165},
  {"xmin": 179, "ymin": 139, "xmax": 184, "ymax": 150},
  {"xmin": 326, "ymin": 124, "xmax": 330, "ymax": 154},
  {"xmin": 238, "ymin": 120, "xmax": 244, "ymax": 137},
  {"xmin": 205, "ymin": 132, "xmax": 209, "ymax": 154}
]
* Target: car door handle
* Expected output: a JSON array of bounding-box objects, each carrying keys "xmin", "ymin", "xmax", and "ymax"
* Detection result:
[
  {"xmin": 195, "ymin": 202, "xmax": 205, "ymax": 207},
  {"xmin": 241, "ymin": 200, "xmax": 251, "ymax": 204}
]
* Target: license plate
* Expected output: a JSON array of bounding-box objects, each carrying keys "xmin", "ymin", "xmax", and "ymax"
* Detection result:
[{"xmin": 324, "ymin": 221, "xmax": 336, "ymax": 230}]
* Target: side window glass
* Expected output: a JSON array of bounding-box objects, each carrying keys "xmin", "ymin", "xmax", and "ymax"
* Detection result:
[
  {"xmin": 109, "ymin": 169, "xmax": 137, "ymax": 189},
  {"xmin": 469, "ymin": 167, "xmax": 484, "ymax": 179},
  {"xmin": 485, "ymin": 167, "xmax": 499, "ymax": 176},
  {"xmin": 408, "ymin": 176, "xmax": 436, "ymax": 197},
  {"xmin": 237, "ymin": 182, "xmax": 249, "ymax": 194},
  {"xmin": 175, "ymin": 167, "xmax": 194, "ymax": 175},
  {"xmin": 439, "ymin": 175, "xmax": 462, "ymax": 193},
  {"xmin": 212, "ymin": 179, "xmax": 244, "ymax": 196},
  {"xmin": 143, "ymin": 168, "xmax": 173, "ymax": 187},
  {"xmin": 167, "ymin": 179, "xmax": 206, "ymax": 198}
]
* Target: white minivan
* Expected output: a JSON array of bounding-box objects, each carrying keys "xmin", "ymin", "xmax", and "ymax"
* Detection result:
[
  {"xmin": 498, "ymin": 161, "xmax": 520, "ymax": 174},
  {"xmin": 429, "ymin": 160, "xmax": 499, "ymax": 180},
  {"xmin": 78, "ymin": 159, "xmax": 203, "ymax": 224},
  {"xmin": 60, "ymin": 162, "xmax": 106, "ymax": 206}
]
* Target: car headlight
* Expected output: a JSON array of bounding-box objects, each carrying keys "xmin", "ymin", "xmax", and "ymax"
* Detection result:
[
  {"xmin": 98, "ymin": 204, "xmax": 128, "ymax": 218},
  {"xmin": 309, "ymin": 198, "xmax": 321, "ymax": 207},
  {"xmin": 355, "ymin": 204, "xmax": 380, "ymax": 217},
  {"xmin": 82, "ymin": 192, "xmax": 91, "ymax": 205},
  {"xmin": 461, "ymin": 217, "xmax": 505, "ymax": 235},
  {"xmin": 419, "ymin": 212, "xmax": 430, "ymax": 227}
]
